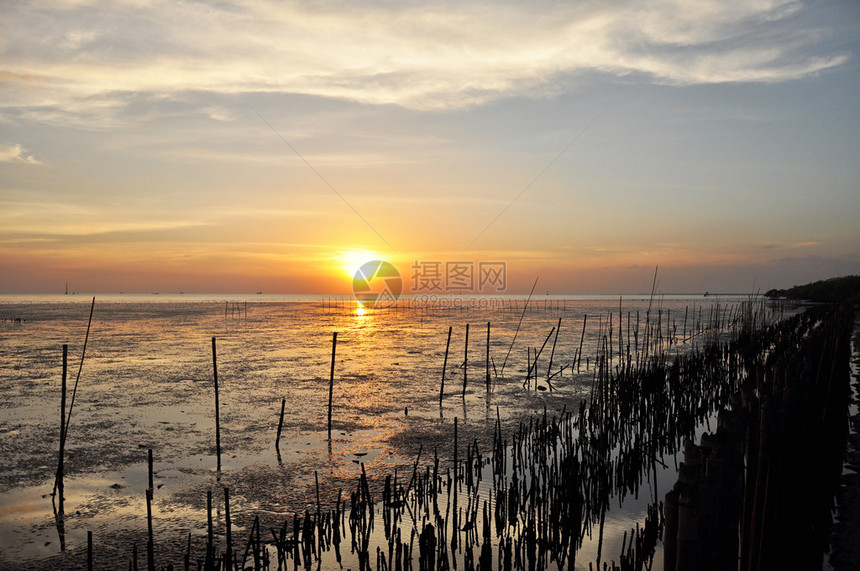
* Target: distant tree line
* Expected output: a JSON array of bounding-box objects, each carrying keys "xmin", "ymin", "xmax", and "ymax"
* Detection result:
[{"xmin": 765, "ymin": 275, "xmax": 860, "ymax": 306}]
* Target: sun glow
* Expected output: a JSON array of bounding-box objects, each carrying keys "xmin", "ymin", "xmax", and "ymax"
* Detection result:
[
  {"xmin": 339, "ymin": 250, "xmax": 383, "ymax": 280},
  {"xmin": 354, "ymin": 304, "xmax": 367, "ymax": 317}
]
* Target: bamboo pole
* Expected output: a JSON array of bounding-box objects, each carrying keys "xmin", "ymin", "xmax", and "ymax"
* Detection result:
[
  {"xmin": 501, "ymin": 277, "xmax": 539, "ymax": 376},
  {"xmin": 527, "ymin": 327, "xmax": 555, "ymax": 386},
  {"xmin": 441, "ymin": 326, "xmax": 452, "ymax": 404},
  {"xmin": 486, "ymin": 321, "xmax": 491, "ymax": 392},
  {"xmin": 62, "ymin": 297, "xmax": 95, "ymax": 446},
  {"xmin": 211, "ymin": 337, "xmax": 222, "ymax": 473},
  {"xmin": 328, "ymin": 332, "xmax": 337, "ymax": 440},
  {"xmin": 55, "ymin": 345, "xmax": 68, "ymax": 508},
  {"xmin": 547, "ymin": 317, "xmax": 561, "ymax": 381},
  {"xmin": 462, "ymin": 324, "xmax": 469, "ymax": 398},
  {"xmin": 577, "ymin": 315, "xmax": 587, "ymax": 372},
  {"xmin": 276, "ymin": 397, "xmax": 286, "ymax": 455},
  {"xmin": 53, "ymin": 297, "xmax": 95, "ymax": 501}
]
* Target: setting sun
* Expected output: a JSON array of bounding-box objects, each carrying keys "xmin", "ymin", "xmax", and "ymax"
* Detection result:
[{"xmin": 339, "ymin": 250, "xmax": 384, "ymax": 281}]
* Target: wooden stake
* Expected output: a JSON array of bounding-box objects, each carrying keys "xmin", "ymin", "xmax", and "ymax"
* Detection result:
[
  {"xmin": 211, "ymin": 337, "xmax": 222, "ymax": 473},
  {"xmin": 547, "ymin": 317, "xmax": 561, "ymax": 381},
  {"xmin": 63, "ymin": 297, "xmax": 95, "ymax": 447},
  {"xmin": 577, "ymin": 315, "xmax": 587, "ymax": 372},
  {"xmin": 501, "ymin": 277, "xmax": 539, "ymax": 376},
  {"xmin": 276, "ymin": 397, "xmax": 286, "ymax": 455},
  {"xmin": 486, "ymin": 322, "xmax": 491, "ymax": 392},
  {"xmin": 328, "ymin": 332, "xmax": 337, "ymax": 440},
  {"xmin": 441, "ymin": 326, "xmax": 452, "ymax": 403},
  {"xmin": 55, "ymin": 345, "xmax": 68, "ymax": 506},
  {"xmin": 463, "ymin": 324, "xmax": 469, "ymax": 398}
]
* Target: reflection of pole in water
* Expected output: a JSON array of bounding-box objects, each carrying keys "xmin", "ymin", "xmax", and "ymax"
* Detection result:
[
  {"xmin": 224, "ymin": 487, "xmax": 233, "ymax": 569},
  {"xmin": 205, "ymin": 489, "xmax": 213, "ymax": 566},
  {"xmin": 146, "ymin": 488, "xmax": 154, "ymax": 571}
]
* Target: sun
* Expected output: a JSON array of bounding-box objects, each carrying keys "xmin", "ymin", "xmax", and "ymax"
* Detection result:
[{"xmin": 339, "ymin": 249, "xmax": 382, "ymax": 280}]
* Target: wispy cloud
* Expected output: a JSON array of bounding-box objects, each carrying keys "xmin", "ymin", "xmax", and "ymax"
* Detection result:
[
  {"xmin": 761, "ymin": 240, "xmax": 820, "ymax": 250},
  {"xmin": 169, "ymin": 146, "xmax": 412, "ymax": 168},
  {"xmin": 0, "ymin": 0, "xmax": 849, "ymax": 119},
  {"xmin": 0, "ymin": 143, "xmax": 41, "ymax": 164},
  {"xmin": 0, "ymin": 70, "xmax": 43, "ymax": 83}
]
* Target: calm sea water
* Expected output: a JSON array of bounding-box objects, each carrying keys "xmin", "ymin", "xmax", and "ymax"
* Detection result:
[{"xmin": 0, "ymin": 293, "xmax": 764, "ymax": 568}]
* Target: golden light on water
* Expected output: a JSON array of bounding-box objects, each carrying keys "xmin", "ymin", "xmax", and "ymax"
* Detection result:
[{"xmin": 354, "ymin": 304, "xmax": 367, "ymax": 317}]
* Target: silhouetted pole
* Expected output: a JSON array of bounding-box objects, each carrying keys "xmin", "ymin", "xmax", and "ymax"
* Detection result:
[
  {"xmin": 55, "ymin": 344, "xmax": 68, "ymax": 511},
  {"xmin": 463, "ymin": 324, "xmax": 469, "ymax": 397},
  {"xmin": 328, "ymin": 332, "xmax": 337, "ymax": 440},
  {"xmin": 276, "ymin": 397, "xmax": 286, "ymax": 455},
  {"xmin": 211, "ymin": 337, "xmax": 221, "ymax": 473},
  {"xmin": 576, "ymin": 315, "xmax": 587, "ymax": 371},
  {"xmin": 501, "ymin": 277, "xmax": 539, "ymax": 376},
  {"xmin": 441, "ymin": 326, "xmax": 452, "ymax": 403},
  {"xmin": 486, "ymin": 322, "xmax": 491, "ymax": 392},
  {"xmin": 547, "ymin": 317, "xmax": 561, "ymax": 381}
]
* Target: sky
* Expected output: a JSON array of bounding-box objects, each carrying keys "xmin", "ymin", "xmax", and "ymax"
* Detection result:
[{"xmin": 1, "ymin": 0, "xmax": 859, "ymax": 295}]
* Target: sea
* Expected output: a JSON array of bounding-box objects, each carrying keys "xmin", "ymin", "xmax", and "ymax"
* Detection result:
[{"xmin": 0, "ymin": 293, "xmax": 770, "ymax": 568}]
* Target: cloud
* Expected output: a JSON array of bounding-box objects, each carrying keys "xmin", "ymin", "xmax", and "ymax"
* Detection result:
[
  {"xmin": 0, "ymin": 0, "xmax": 850, "ymax": 116},
  {"xmin": 168, "ymin": 146, "xmax": 411, "ymax": 168},
  {"xmin": 760, "ymin": 240, "xmax": 821, "ymax": 251},
  {"xmin": 0, "ymin": 70, "xmax": 43, "ymax": 83},
  {"xmin": 0, "ymin": 143, "xmax": 41, "ymax": 164}
]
